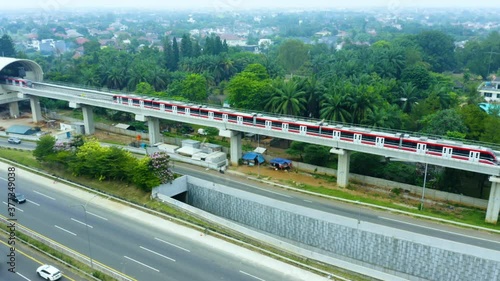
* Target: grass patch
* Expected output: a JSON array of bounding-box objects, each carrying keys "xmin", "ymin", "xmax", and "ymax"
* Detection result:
[{"xmin": 0, "ymin": 148, "xmax": 42, "ymax": 169}]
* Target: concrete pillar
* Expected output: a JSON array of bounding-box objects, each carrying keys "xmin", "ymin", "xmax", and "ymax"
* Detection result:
[
  {"xmin": 9, "ymin": 102, "xmax": 19, "ymax": 118},
  {"xmin": 486, "ymin": 176, "xmax": 500, "ymax": 224},
  {"xmin": 219, "ymin": 129, "xmax": 242, "ymax": 165},
  {"xmin": 147, "ymin": 117, "xmax": 160, "ymax": 145},
  {"xmin": 336, "ymin": 149, "xmax": 351, "ymax": 188},
  {"xmin": 29, "ymin": 96, "xmax": 43, "ymax": 123},
  {"xmin": 82, "ymin": 105, "xmax": 95, "ymax": 135}
]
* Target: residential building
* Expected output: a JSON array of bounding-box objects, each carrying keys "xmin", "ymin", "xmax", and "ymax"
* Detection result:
[{"xmin": 478, "ymin": 77, "xmax": 500, "ymax": 102}]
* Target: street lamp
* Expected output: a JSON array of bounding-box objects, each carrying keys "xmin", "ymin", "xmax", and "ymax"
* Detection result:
[
  {"xmin": 71, "ymin": 194, "xmax": 98, "ymax": 269},
  {"xmin": 257, "ymin": 134, "xmax": 260, "ymax": 178},
  {"xmin": 420, "ymin": 162, "xmax": 428, "ymax": 211}
]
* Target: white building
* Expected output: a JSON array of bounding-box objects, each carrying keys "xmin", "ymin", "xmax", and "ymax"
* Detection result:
[{"xmin": 478, "ymin": 77, "xmax": 500, "ymax": 102}]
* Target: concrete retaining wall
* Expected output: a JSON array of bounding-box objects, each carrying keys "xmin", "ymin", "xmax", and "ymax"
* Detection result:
[{"xmin": 171, "ymin": 176, "xmax": 500, "ymax": 281}]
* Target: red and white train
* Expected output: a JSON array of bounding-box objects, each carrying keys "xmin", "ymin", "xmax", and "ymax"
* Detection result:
[
  {"xmin": 112, "ymin": 94, "xmax": 499, "ymax": 166},
  {"xmin": 1, "ymin": 76, "xmax": 33, "ymax": 87}
]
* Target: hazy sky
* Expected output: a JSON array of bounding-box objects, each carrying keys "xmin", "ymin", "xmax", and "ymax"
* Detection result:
[{"xmin": 2, "ymin": 0, "xmax": 498, "ymax": 11}]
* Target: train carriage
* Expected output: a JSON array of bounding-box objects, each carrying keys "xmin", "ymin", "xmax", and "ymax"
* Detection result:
[{"xmin": 111, "ymin": 94, "xmax": 499, "ymax": 166}]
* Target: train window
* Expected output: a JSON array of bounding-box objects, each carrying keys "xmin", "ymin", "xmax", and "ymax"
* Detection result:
[
  {"xmin": 480, "ymin": 152, "xmax": 496, "ymax": 163},
  {"xmin": 288, "ymin": 123, "xmax": 300, "ymax": 132},
  {"xmin": 363, "ymin": 135, "xmax": 376, "ymax": 143},
  {"xmin": 384, "ymin": 138, "xmax": 400, "ymax": 147},
  {"xmin": 144, "ymin": 100, "xmax": 153, "ymax": 108},
  {"xmin": 452, "ymin": 148, "xmax": 469, "ymax": 157},
  {"xmin": 213, "ymin": 111, "xmax": 223, "ymax": 120}
]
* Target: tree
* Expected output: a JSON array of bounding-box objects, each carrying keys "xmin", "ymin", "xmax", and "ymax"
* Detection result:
[
  {"xmin": 416, "ymin": 30, "xmax": 456, "ymax": 72},
  {"xmin": 265, "ymin": 79, "xmax": 306, "ymax": 116},
  {"xmin": 277, "ymin": 39, "xmax": 309, "ymax": 75},
  {"xmin": 180, "ymin": 73, "xmax": 207, "ymax": 102},
  {"xmin": 0, "ymin": 34, "xmax": 16, "ymax": 57},
  {"xmin": 33, "ymin": 135, "xmax": 56, "ymax": 162},
  {"xmin": 180, "ymin": 34, "xmax": 192, "ymax": 58},
  {"xmin": 285, "ymin": 141, "xmax": 308, "ymax": 162},
  {"xmin": 172, "ymin": 38, "xmax": 180, "ymax": 71},
  {"xmin": 136, "ymin": 82, "xmax": 156, "ymax": 96},
  {"xmin": 459, "ymin": 104, "xmax": 488, "ymax": 140},
  {"xmin": 480, "ymin": 115, "xmax": 500, "ymax": 144},
  {"xmin": 320, "ymin": 83, "xmax": 352, "ymax": 123},
  {"xmin": 397, "ymin": 82, "xmax": 420, "ymax": 113},
  {"xmin": 227, "ymin": 64, "xmax": 271, "ymax": 109},
  {"xmin": 420, "ymin": 109, "xmax": 467, "ymax": 136},
  {"xmin": 299, "ymin": 75, "xmax": 324, "ymax": 118},
  {"xmin": 401, "ymin": 64, "xmax": 433, "ymax": 91}
]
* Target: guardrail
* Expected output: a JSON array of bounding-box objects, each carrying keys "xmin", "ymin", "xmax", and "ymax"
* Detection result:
[
  {"xmin": 0, "ymin": 215, "xmax": 135, "ymax": 281},
  {"xmin": 0, "ymin": 224, "xmax": 101, "ymax": 281}
]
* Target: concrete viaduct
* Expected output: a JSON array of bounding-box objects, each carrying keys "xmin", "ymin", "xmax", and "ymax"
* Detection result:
[{"xmin": 1, "ymin": 57, "xmax": 500, "ymax": 224}]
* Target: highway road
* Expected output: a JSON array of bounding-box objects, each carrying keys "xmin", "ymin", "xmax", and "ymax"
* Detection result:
[
  {"xmin": 0, "ymin": 164, "xmax": 324, "ymax": 281},
  {"xmin": 1, "ymin": 137, "xmax": 500, "ymax": 270},
  {"xmin": 0, "ymin": 232, "xmax": 90, "ymax": 281}
]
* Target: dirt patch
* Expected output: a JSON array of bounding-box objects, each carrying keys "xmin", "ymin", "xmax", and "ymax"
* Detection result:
[
  {"xmin": 93, "ymin": 130, "xmax": 136, "ymax": 145},
  {"xmin": 233, "ymin": 164, "xmax": 336, "ymax": 189}
]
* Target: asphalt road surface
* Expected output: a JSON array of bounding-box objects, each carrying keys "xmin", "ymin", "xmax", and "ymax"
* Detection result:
[{"xmin": 0, "ymin": 164, "xmax": 325, "ymax": 281}]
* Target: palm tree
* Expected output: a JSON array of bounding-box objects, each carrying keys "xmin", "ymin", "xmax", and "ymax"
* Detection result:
[
  {"xmin": 349, "ymin": 86, "xmax": 376, "ymax": 124},
  {"xmin": 319, "ymin": 83, "xmax": 352, "ymax": 123},
  {"xmin": 299, "ymin": 75, "xmax": 325, "ymax": 118},
  {"xmin": 127, "ymin": 66, "xmax": 148, "ymax": 91},
  {"xmin": 397, "ymin": 82, "xmax": 419, "ymax": 113},
  {"xmin": 148, "ymin": 66, "xmax": 168, "ymax": 91},
  {"xmin": 80, "ymin": 68, "xmax": 100, "ymax": 89},
  {"xmin": 265, "ymin": 79, "xmax": 306, "ymax": 116},
  {"xmin": 432, "ymin": 84, "xmax": 452, "ymax": 109},
  {"xmin": 104, "ymin": 67, "xmax": 126, "ymax": 90}
]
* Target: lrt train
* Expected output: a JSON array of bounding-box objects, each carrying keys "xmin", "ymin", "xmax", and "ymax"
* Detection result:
[
  {"xmin": 112, "ymin": 94, "xmax": 499, "ymax": 166},
  {"xmin": 1, "ymin": 76, "xmax": 33, "ymax": 87}
]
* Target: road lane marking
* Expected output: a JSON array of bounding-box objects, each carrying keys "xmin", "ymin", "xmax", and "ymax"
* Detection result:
[
  {"xmin": 16, "ymin": 272, "xmax": 31, "ymax": 280},
  {"xmin": 303, "ymin": 199, "xmax": 313, "ymax": 203},
  {"xmin": 379, "ymin": 217, "xmax": 500, "ymax": 244},
  {"xmin": 33, "ymin": 190, "xmax": 55, "ymax": 200},
  {"xmin": 140, "ymin": 246, "xmax": 176, "ymax": 261},
  {"xmin": 87, "ymin": 211, "xmax": 108, "ymax": 221},
  {"xmin": 55, "ymin": 225, "xmax": 77, "ymax": 236},
  {"xmin": 27, "ymin": 199, "xmax": 40, "ymax": 206},
  {"xmin": 251, "ymin": 186, "xmax": 292, "ymax": 198},
  {"xmin": 2, "ymin": 201, "xmax": 24, "ymax": 212},
  {"xmin": 124, "ymin": 256, "xmax": 160, "ymax": 272},
  {"xmin": 239, "ymin": 270, "xmax": 266, "ymax": 281},
  {"xmin": 71, "ymin": 218, "xmax": 93, "ymax": 228},
  {"xmin": 154, "ymin": 237, "xmax": 190, "ymax": 252}
]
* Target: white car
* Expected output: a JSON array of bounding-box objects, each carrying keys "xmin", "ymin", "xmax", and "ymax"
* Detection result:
[{"xmin": 36, "ymin": 264, "xmax": 62, "ymax": 280}]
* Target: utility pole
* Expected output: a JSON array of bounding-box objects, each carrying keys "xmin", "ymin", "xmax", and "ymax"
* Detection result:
[{"xmin": 485, "ymin": 47, "xmax": 500, "ymax": 79}]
